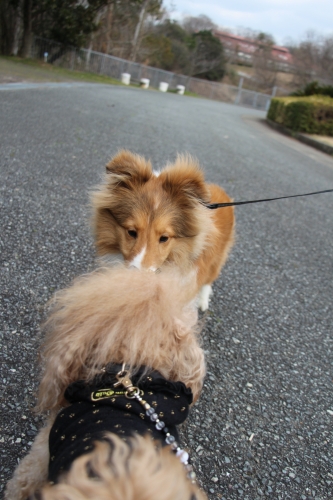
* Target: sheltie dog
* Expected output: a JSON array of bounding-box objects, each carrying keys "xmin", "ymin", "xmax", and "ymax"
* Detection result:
[
  {"xmin": 6, "ymin": 266, "xmax": 207, "ymax": 500},
  {"xmin": 91, "ymin": 150, "xmax": 235, "ymax": 311}
]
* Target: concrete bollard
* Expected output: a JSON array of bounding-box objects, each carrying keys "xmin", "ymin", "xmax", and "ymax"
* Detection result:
[
  {"xmin": 176, "ymin": 85, "xmax": 185, "ymax": 95},
  {"xmin": 159, "ymin": 82, "xmax": 169, "ymax": 92},
  {"xmin": 140, "ymin": 78, "xmax": 150, "ymax": 89},
  {"xmin": 121, "ymin": 73, "xmax": 131, "ymax": 85}
]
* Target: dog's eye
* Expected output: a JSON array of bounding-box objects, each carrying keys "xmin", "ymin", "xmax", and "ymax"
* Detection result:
[
  {"xmin": 128, "ymin": 230, "xmax": 137, "ymax": 239},
  {"xmin": 159, "ymin": 235, "xmax": 169, "ymax": 243}
]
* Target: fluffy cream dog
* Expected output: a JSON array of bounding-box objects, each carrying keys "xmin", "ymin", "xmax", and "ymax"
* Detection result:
[{"xmin": 6, "ymin": 266, "xmax": 207, "ymax": 500}]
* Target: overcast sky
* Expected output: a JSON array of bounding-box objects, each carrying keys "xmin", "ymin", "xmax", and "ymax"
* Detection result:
[{"xmin": 167, "ymin": 0, "xmax": 333, "ymax": 46}]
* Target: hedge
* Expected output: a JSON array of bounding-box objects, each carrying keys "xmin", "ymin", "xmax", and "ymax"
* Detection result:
[
  {"xmin": 267, "ymin": 95, "xmax": 333, "ymax": 136},
  {"xmin": 291, "ymin": 81, "xmax": 333, "ymax": 98}
]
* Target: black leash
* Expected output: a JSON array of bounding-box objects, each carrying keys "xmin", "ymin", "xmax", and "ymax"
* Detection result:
[{"xmin": 205, "ymin": 189, "xmax": 333, "ymax": 209}]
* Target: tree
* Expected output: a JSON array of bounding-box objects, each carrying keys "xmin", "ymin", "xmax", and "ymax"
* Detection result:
[
  {"xmin": 168, "ymin": 39, "xmax": 191, "ymax": 73},
  {"xmin": 91, "ymin": 0, "xmax": 144, "ymax": 58},
  {"xmin": 89, "ymin": 0, "xmax": 163, "ymax": 60},
  {"xmin": 33, "ymin": 0, "xmax": 109, "ymax": 47},
  {"xmin": 0, "ymin": 0, "xmax": 110, "ymax": 57},
  {"xmin": 290, "ymin": 32, "xmax": 333, "ymax": 87},
  {"xmin": 141, "ymin": 19, "xmax": 192, "ymax": 73},
  {"xmin": 130, "ymin": 0, "xmax": 162, "ymax": 61},
  {"xmin": 252, "ymin": 32, "xmax": 278, "ymax": 92},
  {"xmin": 289, "ymin": 32, "xmax": 319, "ymax": 87},
  {"xmin": 19, "ymin": 0, "xmax": 32, "ymax": 57},
  {"xmin": 256, "ymin": 31, "xmax": 275, "ymax": 47},
  {"xmin": 320, "ymin": 36, "xmax": 333, "ymax": 83},
  {"xmin": 158, "ymin": 19, "xmax": 190, "ymax": 44},
  {"xmin": 190, "ymin": 30, "xmax": 225, "ymax": 80},
  {"xmin": 252, "ymin": 49, "xmax": 278, "ymax": 92},
  {"xmin": 142, "ymin": 32, "xmax": 174, "ymax": 68},
  {"xmin": 182, "ymin": 14, "xmax": 217, "ymax": 34},
  {"xmin": 140, "ymin": 20, "xmax": 225, "ymax": 80},
  {"xmin": 0, "ymin": 0, "xmax": 22, "ymax": 55}
]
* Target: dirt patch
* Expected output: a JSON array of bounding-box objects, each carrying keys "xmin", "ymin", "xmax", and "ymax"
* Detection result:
[{"xmin": 307, "ymin": 134, "xmax": 333, "ymax": 147}]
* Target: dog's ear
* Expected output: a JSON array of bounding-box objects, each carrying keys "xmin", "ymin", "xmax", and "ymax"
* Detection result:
[
  {"xmin": 160, "ymin": 155, "xmax": 210, "ymax": 203},
  {"xmin": 105, "ymin": 150, "xmax": 152, "ymax": 187}
]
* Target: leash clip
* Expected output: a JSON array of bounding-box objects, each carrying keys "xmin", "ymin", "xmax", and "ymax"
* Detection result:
[
  {"xmin": 114, "ymin": 366, "xmax": 141, "ymax": 399},
  {"xmin": 114, "ymin": 370, "xmax": 134, "ymax": 390}
]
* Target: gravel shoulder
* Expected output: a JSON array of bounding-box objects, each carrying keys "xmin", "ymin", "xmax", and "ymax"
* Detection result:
[{"xmin": 1, "ymin": 84, "xmax": 333, "ymax": 500}]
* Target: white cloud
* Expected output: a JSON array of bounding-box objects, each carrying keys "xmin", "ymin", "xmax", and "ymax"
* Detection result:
[{"xmin": 169, "ymin": 0, "xmax": 333, "ymax": 44}]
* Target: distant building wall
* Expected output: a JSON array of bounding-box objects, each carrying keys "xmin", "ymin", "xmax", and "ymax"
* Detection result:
[{"xmin": 214, "ymin": 31, "xmax": 293, "ymax": 69}]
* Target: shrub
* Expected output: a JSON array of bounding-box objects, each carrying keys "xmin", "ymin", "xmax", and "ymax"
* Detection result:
[
  {"xmin": 291, "ymin": 81, "xmax": 333, "ymax": 98},
  {"xmin": 267, "ymin": 95, "xmax": 333, "ymax": 136}
]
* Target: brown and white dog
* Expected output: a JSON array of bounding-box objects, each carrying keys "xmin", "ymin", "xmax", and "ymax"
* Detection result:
[
  {"xmin": 5, "ymin": 266, "xmax": 207, "ymax": 500},
  {"xmin": 92, "ymin": 151, "xmax": 235, "ymax": 311}
]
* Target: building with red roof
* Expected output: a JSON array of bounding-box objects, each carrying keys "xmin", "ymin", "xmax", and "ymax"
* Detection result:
[{"xmin": 214, "ymin": 31, "xmax": 293, "ymax": 70}]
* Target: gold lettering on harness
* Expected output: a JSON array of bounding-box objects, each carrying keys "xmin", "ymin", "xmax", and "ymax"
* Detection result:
[
  {"xmin": 91, "ymin": 388, "xmax": 144, "ymax": 401},
  {"xmin": 91, "ymin": 388, "xmax": 121, "ymax": 401}
]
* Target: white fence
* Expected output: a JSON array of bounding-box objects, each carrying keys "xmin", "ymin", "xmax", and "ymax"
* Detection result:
[{"xmin": 32, "ymin": 37, "xmax": 274, "ymax": 111}]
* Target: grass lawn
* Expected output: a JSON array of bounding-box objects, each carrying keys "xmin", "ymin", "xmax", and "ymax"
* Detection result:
[
  {"xmin": 0, "ymin": 56, "xmax": 124, "ymax": 86},
  {"xmin": 0, "ymin": 56, "xmax": 199, "ymax": 98}
]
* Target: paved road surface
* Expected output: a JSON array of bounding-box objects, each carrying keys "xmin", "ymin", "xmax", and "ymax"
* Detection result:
[{"xmin": 1, "ymin": 83, "xmax": 333, "ymax": 499}]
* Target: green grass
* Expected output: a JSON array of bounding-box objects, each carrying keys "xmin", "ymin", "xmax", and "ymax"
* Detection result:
[
  {"xmin": 0, "ymin": 55, "xmax": 200, "ymax": 98},
  {"xmin": 0, "ymin": 56, "xmax": 124, "ymax": 85},
  {"xmin": 184, "ymin": 90, "xmax": 199, "ymax": 97},
  {"xmin": 167, "ymin": 87, "xmax": 199, "ymax": 98}
]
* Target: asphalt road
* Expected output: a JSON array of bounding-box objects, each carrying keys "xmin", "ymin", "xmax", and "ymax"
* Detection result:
[{"xmin": 1, "ymin": 83, "xmax": 333, "ymax": 500}]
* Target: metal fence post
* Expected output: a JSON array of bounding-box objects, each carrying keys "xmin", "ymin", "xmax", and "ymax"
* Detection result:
[
  {"xmin": 104, "ymin": 55, "xmax": 109, "ymax": 77},
  {"xmin": 235, "ymin": 77, "xmax": 244, "ymax": 105},
  {"xmin": 265, "ymin": 98, "xmax": 271, "ymax": 112},
  {"xmin": 70, "ymin": 49, "xmax": 75, "ymax": 71},
  {"xmin": 30, "ymin": 37, "xmax": 35, "ymax": 58},
  {"xmin": 265, "ymin": 87, "xmax": 276, "ymax": 112},
  {"xmin": 153, "ymin": 70, "xmax": 158, "ymax": 89},
  {"xmin": 120, "ymin": 61, "xmax": 125, "ymax": 80},
  {"xmin": 99, "ymin": 54, "xmax": 104, "ymax": 75},
  {"xmin": 210, "ymin": 82, "xmax": 216, "ymax": 100},
  {"xmin": 187, "ymin": 77, "xmax": 193, "ymax": 93}
]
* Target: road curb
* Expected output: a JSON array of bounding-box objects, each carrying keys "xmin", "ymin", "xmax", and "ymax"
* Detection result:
[{"xmin": 265, "ymin": 119, "xmax": 333, "ymax": 156}]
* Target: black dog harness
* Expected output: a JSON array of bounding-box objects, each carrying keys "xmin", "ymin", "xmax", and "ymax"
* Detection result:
[{"xmin": 48, "ymin": 365, "xmax": 193, "ymax": 482}]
